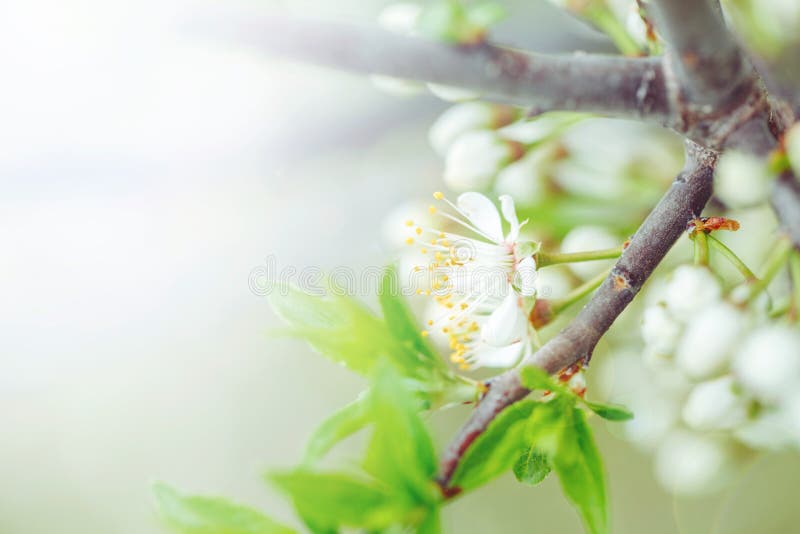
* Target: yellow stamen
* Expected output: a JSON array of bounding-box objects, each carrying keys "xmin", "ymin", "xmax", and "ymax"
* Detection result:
[
  {"xmin": 433, "ymin": 191, "xmax": 444, "ymax": 200},
  {"xmin": 405, "ymin": 237, "xmax": 414, "ymax": 245},
  {"xmin": 428, "ymin": 205, "xmax": 437, "ymax": 214},
  {"xmin": 405, "ymin": 219, "xmax": 414, "ymax": 227}
]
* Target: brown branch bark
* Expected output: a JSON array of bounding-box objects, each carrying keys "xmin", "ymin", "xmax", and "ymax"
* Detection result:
[
  {"xmin": 437, "ymin": 142, "xmax": 717, "ymax": 490},
  {"xmin": 209, "ymin": 15, "xmax": 672, "ymax": 123}
]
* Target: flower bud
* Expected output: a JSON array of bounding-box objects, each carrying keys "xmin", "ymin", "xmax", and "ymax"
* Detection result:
[
  {"xmin": 641, "ymin": 304, "xmax": 681, "ymax": 356},
  {"xmin": 369, "ymin": 75, "xmax": 424, "ymax": 97},
  {"xmin": 714, "ymin": 150, "xmax": 772, "ymax": 208},
  {"xmin": 560, "ymin": 226, "xmax": 618, "ymax": 280},
  {"xmin": 427, "ymin": 83, "xmax": 480, "ymax": 102},
  {"xmin": 494, "ymin": 146, "xmax": 554, "ymax": 206},
  {"xmin": 377, "ymin": 2, "xmax": 421, "ymax": 34},
  {"xmin": 674, "ymin": 302, "xmax": 745, "ymax": 380},
  {"xmin": 682, "ymin": 376, "xmax": 748, "ymax": 431},
  {"xmin": 429, "ymin": 102, "xmax": 517, "ymax": 156},
  {"xmin": 654, "ymin": 430, "xmax": 740, "ymax": 495},
  {"xmin": 734, "ymin": 407, "xmax": 797, "ymax": 452},
  {"xmin": 443, "ymin": 131, "xmax": 523, "ymax": 191},
  {"xmin": 787, "ymin": 122, "xmax": 800, "ymax": 176},
  {"xmin": 663, "ymin": 265, "xmax": 722, "ymax": 317},
  {"xmin": 733, "ymin": 325, "xmax": 800, "ymax": 403}
]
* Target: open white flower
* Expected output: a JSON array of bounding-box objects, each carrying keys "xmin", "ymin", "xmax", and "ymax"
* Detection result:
[{"xmin": 405, "ymin": 191, "xmax": 538, "ymax": 369}]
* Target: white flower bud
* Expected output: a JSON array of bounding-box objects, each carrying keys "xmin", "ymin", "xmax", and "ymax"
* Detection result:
[
  {"xmin": 682, "ymin": 376, "xmax": 748, "ymax": 431},
  {"xmin": 429, "ymin": 103, "xmax": 514, "ymax": 156},
  {"xmin": 733, "ymin": 325, "xmax": 800, "ymax": 403},
  {"xmin": 714, "ymin": 150, "xmax": 772, "ymax": 208},
  {"xmin": 493, "ymin": 147, "xmax": 553, "ymax": 206},
  {"xmin": 654, "ymin": 430, "xmax": 740, "ymax": 495},
  {"xmin": 443, "ymin": 131, "xmax": 520, "ymax": 191},
  {"xmin": 369, "ymin": 75, "xmax": 424, "ymax": 97},
  {"xmin": 560, "ymin": 226, "xmax": 619, "ymax": 280},
  {"xmin": 787, "ymin": 122, "xmax": 800, "ymax": 176},
  {"xmin": 623, "ymin": 394, "xmax": 680, "ymax": 452},
  {"xmin": 674, "ymin": 302, "xmax": 745, "ymax": 380},
  {"xmin": 641, "ymin": 304, "xmax": 681, "ymax": 356},
  {"xmin": 734, "ymin": 407, "xmax": 797, "ymax": 452},
  {"xmin": 533, "ymin": 265, "xmax": 573, "ymax": 300},
  {"xmin": 377, "ymin": 3, "xmax": 421, "ymax": 34},
  {"xmin": 427, "ymin": 83, "xmax": 480, "ymax": 103},
  {"xmin": 663, "ymin": 265, "xmax": 722, "ymax": 317}
]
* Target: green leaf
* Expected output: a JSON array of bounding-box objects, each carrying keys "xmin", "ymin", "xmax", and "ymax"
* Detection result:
[
  {"xmin": 552, "ymin": 408, "xmax": 608, "ymax": 534},
  {"xmin": 378, "ymin": 265, "xmax": 441, "ymax": 367},
  {"xmin": 303, "ymin": 393, "xmax": 371, "ymax": 465},
  {"xmin": 513, "ymin": 447, "xmax": 552, "ymax": 486},
  {"xmin": 269, "ymin": 470, "xmax": 412, "ymax": 532},
  {"xmin": 269, "ymin": 286, "xmax": 427, "ymax": 378},
  {"xmin": 519, "ymin": 366, "xmax": 560, "ymax": 392},
  {"xmin": 153, "ymin": 483, "xmax": 295, "ymax": 534},
  {"xmin": 583, "ymin": 400, "xmax": 634, "ymax": 421},
  {"xmin": 364, "ymin": 364, "xmax": 438, "ymax": 504},
  {"xmin": 449, "ymin": 400, "xmax": 538, "ymax": 491}
]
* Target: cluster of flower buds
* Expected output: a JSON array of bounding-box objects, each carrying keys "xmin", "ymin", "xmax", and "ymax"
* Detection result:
[{"xmin": 606, "ymin": 264, "xmax": 800, "ymax": 495}]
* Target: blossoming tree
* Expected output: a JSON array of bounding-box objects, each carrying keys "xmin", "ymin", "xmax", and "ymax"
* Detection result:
[{"xmin": 155, "ymin": 1, "xmax": 800, "ymax": 533}]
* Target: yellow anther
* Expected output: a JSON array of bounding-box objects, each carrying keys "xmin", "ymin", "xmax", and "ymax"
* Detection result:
[
  {"xmin": 438, "ymin": 232, "xmax": 446, "ymax": 238},
  {"xmin": 427, "ymin": 319, "xmax": 434, "ymax": 326},
  {"xmin": 442, "ymin": 275, "xmax": 449, "ymax": 282},
  {"xmin": 433, "ymin": 191, "xmax": 444, "ymax": 200},
  {"xmin": 416, "ymin": 289, "xmax": 423, "ymax": 295},
  {"xmin": 425, "ymin": 290, "xmax": 431, "ymax": 296},
  {"xmin": 405, "ymin": 219, "xmax": 414, "ymax": 227},
  {"xmin": 421, "ymin": 330, "xmax": 429, "ymax": 337},
  {"xmin": 405, "ymin": 237, "xmax": 414, "ymax": 245},
  {"xmin": 428, "ymin": 205, "xmax": 437, "ymax": 214},
  {"xmin": 415, "ymin": 227, "xmax": 423, "ymax": 235},
  {"xmin": 442, "ymin": 327, "xmax": 449, "ymax": 333},
  {"xmin": 460, "ymin": 303, "xmax": 468, "ymax": 310},
  {"xmin": 420, "ymin": 248, "xmax": 427, "ymax": 254},
  {"xmin": 430, "ymin": 239, "xmax": 437, "ymax": 246}
]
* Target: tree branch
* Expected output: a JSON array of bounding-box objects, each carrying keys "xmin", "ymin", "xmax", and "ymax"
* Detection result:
[
  {"xmin": 215, "ymin": 15, "xmax": 671, "ymax": 123},
  {"xmin": 647, "ymin": 0, "xmax": 753, "ymax": 110},
  {"xmin": 438, "ymin": 141, "xmax": 717, "ymax": 490},
  {"xmin": 772, "ymin": 171, "xmax": 800, "ymax": 250}
]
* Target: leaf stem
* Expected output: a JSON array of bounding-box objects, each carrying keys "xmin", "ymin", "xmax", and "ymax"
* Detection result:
[
  {"xmin": 692, "ymin": 231, "xmax": 710, "ymax": 266},
  {"xmin": 706, "ymin": 234, "xmax": 758, "ymax": 282},
  {"xmin": 536, "ymin": 246, "xmax": 623, "ymax": 267},
  {"xmin": 551, "ymin": 269, "xmax": 610, "ymax": 315},
  {"xmin": 744, "ymin": 236, "xmax": 793, "ymax": 303}
]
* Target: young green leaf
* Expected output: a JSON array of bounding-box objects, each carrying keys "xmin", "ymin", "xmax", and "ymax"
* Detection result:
[
  {"xmin": 378, "ymin": 265, "xmax": 441, "ymax": 367},
  {"xmin": 449, "ymin": 400, "xmax": 538, "ymax": 491},
  {"xmin": 153, "ymin": 483, "xmax": 295, "ymax": 534},
  {"xmin": 552, "ymin": 408, "xmax": 608, "ymax": 534},
  {"xmin": 268, "ymin": 470, "xmax": 413, "ymax": 532},
  {"xmin": 519, "ymin": 365, "xmax": 560, "ymax": 392},
  {"xmin": 303, "ymin": 393, "xmax": 370, "ymax": 465},
  {"xmin": 364, "ymin": 364, "xmax": 438, "ymax": 505},
  {"xmin": 269, "ymin": 286, "xmax": 427, "ymax": 378},
  {"xmin": 583, "ymin": 400, "xmax": 634, "ymax": 421},
  {"xmin": 513, "ymin": 447, "xmax": 552, "ymax": 486}
]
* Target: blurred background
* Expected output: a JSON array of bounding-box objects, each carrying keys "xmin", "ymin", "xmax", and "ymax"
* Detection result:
[{"xmin": 1, "ymin": 0, "xmax": 799, "ymax": 533}]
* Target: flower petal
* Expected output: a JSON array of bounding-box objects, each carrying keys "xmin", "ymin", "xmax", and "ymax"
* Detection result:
[
  {"xmin": 515, "ymin": 256, "xmax": 538, "ymax": 297},
  {"xmin": 481, "ymin": 290, "xmax": 527, "ymax": 347},
  {"xmin": 499, "ymin": 194, "xmax": 520, "ymax": 242},
  {"xmin": 472, "ymin": 342, "xmax": 525, "ymax": 369},
  {"xmin": 456, "ymin": 192, "xmax": 504, "ymax": 243}
]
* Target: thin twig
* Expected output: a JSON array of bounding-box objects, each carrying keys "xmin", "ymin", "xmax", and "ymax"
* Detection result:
[{"xmin": 437, "ymin": 142, "xmax": 717, "ymax": 490}]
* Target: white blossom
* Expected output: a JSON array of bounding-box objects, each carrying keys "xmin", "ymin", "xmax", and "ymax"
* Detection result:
[
  {"xmin": 405, "ymin": 192, "xmax": 537, "ymax": 369},
  {"xmin": 427, "ymin": 83, "xmax": 481, "ymax": 103},
  {"xmin": 674, "ymin": 301, "xmax": 745, "ymax": 380},
  {"xmin": 733, "ymin": 325, "xmax": 800, "ymax": 403},
  {"xmin": 641, "ymin": 304, "xmax": 681, "ymax": 356},
  {"xmin": 494, "ymin": 145, "xmax": 555, "ymax": 207},
  {"xmin": 377, "ymin": 2, "xmax": 421, "ymax": 34},
  {"xmin": 662, "ymin": 265, "xmax": 722, "ymax": 317},
  {"xmin": 734, "ymin": 407, "xmax": 798, "ymax": 452},
  {"xmin": 714, "ymin": 150, "xmax": 772, "ymax": 208},
  {"xmin": 444, "ymin": 131, "xmax": 522, "ymax": 191},
  {"xmin": 654, "ymin": 430, "xmax": 740, "ymax": 495},
  {"xmin": 429, "ymin": 102, "xmax": 515, "ymax": 156},
  {"xmin": 682, "ymin": 376, "xmax": 748, "ymax": 431}
]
